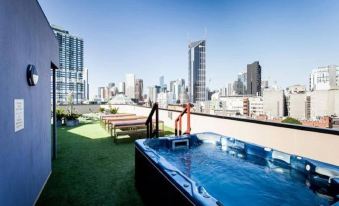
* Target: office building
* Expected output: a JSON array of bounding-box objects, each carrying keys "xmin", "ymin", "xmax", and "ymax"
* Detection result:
[
  {"xmin": 188, "ymin": 40, "xmax": 206, "ymax": 102},
  {"xmin": 309, "ymin": 65, "xmax": 339, "ymax": 91},
  {"xmin": 98, "ymin": 87, "xmax": 109, "ymax": 101},
  {"xmin": 51, "ymin": 25, "xmax": 84, "ymax": 104},
  {"xmin": 219, "ymin": 87, "xmax": 227, "ymax": 96},
  {"xmin": 287, "ymin": 93, "xmax": 309, "ymax": 120},
  {"xmin": 173, "ymin": 78, "xmax": 185, "ymax": 101},
  {"xmin": 286, "ymin": 85, "xmax": 306, "ymax": 94},
  {"xmin": 261, "ymin": 80, "xmax": 269, "ymax": 91},
  {"xmin": 310, "ymin": 90, "xmax": 339, "ymax": 119},
  {"xmin": 247, "ymin": 97, "xmax": 264, "ymax": 117},
  {"xmin": 108, "ymin": 84, "xmax": 119, "ymax": 97},
  {"xmin": 118, "ymin": 82, "xmax": 125, "ymax": 94},
  {"xmin": 218, "ymin": 96, "xmax": 245, "ymax": 116},
  {"xmin": 179, "ymin": 90, "xmax": 189, "ymax": 104},
  {"xmin": 159, "ymin": 76, "xmax": 165, "ymax": 90},
  {"xmin": 234, "ymin": 72, "xmax": 247, "ymax": 95},
  {"xmin": 157, "ymin": 92, "xmax": 171, "ymax": 108},
  {"xmin": 108, "ymin": 82, "xmax": 115, "ymax": 88},
  {"xmin": 227, "ymin": 83, "xmax": 234, "ymax": 96},
  {"xmin": 247, "ymin": 61, "xmax": 262, "ymax": 96},
  {"xmin": 263, "ymin": 89, "xmax": 285, "ymax": 118},
  {"xmin": 169, "ymin": 80, "xmax": 176, "ymax": 93},
  {"xmin": 125, "ymin": 73, "xmax": 136, "ymax": 99},
  {"xmin": 135, "ymin": 79, "xmax": 143, "ymax": 101},
  {"xmin": 148, "ymin": 85, "xmax": 161, "ymax": 104}
]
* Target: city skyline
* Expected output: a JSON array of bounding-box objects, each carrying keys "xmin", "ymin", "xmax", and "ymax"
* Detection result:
[
  {"xmin": 2, "ymin": 2, "xmax": 339, "ymax": 206},
  {"xmin": 39, "ymin": 0, "xmax": 339, "ymax": 98}
]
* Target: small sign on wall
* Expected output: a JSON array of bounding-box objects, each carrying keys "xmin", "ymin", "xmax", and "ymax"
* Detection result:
[{"xmin": 14, "ymin": 99, "xmax": 24, "ymax": 132}]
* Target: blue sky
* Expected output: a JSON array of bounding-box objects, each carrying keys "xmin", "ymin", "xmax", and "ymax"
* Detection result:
[{"xmin": 38, "ymin": 0, "xmax": 339, "ymax": 97}]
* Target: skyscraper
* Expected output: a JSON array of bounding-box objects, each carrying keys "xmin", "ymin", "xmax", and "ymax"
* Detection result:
[
  {"xmin": 118, "ymin": 82, "xmax": 125, "ymax": 94},
  {"xmin": 51, "ymin": 25, "xmax": 84, "ymax": 104},
  {"xmin": 174, "ymin": 78, "xmax": 185, "ymax": 101},
  {"xmin": 135, "ymin": 79, "xmax": 143, "ymax": 101},
  {"xmin": 188, "ymin": 40, "xmax": 206, "ymax": 103},
  {"xmin": 98, "ymin": 87, "xmax": 108, "ymax": 101},
  {"xmin": 125, "ymin": 73, "xmax": 136, "ymax": 99},
  {"xmin": 309, "ymin": 65, "xmax": 339, "ymax": 91},
  {"xmin": 247, "ymin": 61, "xmax": 262, "ymax": 96},
  {"xmin": 159, "ymin": 75, "xmax": 164, "ymax": 88},
  {"xmin": 148, "ymin": 85, "xmax": 161, "ymax": 104},
  {"xmin": 233, "ymin": 72, "xmax": 247, "ymax": 95}
]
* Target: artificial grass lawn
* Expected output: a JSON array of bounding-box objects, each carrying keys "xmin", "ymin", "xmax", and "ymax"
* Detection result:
[{"xmin": 37, "ymin": 121, "xmax": 144, "ymax": 206}]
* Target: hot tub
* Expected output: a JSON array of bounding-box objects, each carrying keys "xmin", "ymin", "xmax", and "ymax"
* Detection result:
[{"xmin": 135, "ymin": 132, "xmax": 339, "ymax": 206}]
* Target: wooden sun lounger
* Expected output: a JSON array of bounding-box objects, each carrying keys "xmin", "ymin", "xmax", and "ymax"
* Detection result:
[
  {"xmin": 111, "ymin": 119, "xmax": 164, "ymax": 142},
  {"xmin": 104, "ymin": 116, "xmax": 146, "ymax": 130},
  {"xmin": 100, "ymin": 113, "xmax": 136, "ymax": 127},
  {"xmin": 100, "ymin": 113, "xmax": 135, "ymax": 120}
]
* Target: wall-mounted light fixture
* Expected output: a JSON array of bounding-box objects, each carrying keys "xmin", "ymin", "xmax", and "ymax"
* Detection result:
[{"xmin": 27, "ymin": 64, "xmax": 39, "ymax": 86}]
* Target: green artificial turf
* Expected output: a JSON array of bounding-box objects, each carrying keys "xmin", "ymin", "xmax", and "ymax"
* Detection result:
[{"xmin": 37, "ymin": 121, "xmax": 144, "ymax": 206}]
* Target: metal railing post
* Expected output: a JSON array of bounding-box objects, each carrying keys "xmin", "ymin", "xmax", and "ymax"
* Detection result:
[
  {"xmin": 186, "ymin": 103, "xmax": 191, "ymax": 135},
  {"xmin": 174, "ymin": 103, "xmax": 192, "ymax": 137},
  {"xmin": 156, "ymin": 104, "xmax": 159, "ymax": 138},
  {"xmin": 145, "ymin": 103, "xmax": 159, "ymax": 138}
]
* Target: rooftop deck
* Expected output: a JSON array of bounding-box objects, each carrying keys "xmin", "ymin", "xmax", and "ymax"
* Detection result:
[
  {"xmin": 37, "ymin": 121, "xmax": 155, "ymax": 205},
  {"xmin": 35, "ymin": 107, "xmax": 339, "ymax": 205}
]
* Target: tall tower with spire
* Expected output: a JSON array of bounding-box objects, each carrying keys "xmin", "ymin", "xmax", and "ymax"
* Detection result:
[{"xmin": 188, "ymin": 40, "xmax": 206, "ymax": 103}]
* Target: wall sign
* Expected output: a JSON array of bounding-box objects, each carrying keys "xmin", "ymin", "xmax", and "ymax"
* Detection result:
[{"xmin": 14, "ymin": 99, "xmax": 24, "ymax": 132}]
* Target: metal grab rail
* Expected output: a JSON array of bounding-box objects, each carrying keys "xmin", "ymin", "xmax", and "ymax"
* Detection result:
[
  {"xmin": 175, "ymin": 103, "xmax": 192, "ymax": 136},
  {"xmin": 145, "ymin": 103, "xmax": 159, "ymax": 138}
]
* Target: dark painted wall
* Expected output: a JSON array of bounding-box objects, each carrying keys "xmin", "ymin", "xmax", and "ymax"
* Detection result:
[{"xmin": 0, "ymin": 0, "xmax": 58, "ymax": 205}]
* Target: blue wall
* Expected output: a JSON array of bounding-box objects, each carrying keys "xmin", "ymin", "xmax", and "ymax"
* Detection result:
[{"xmin": 0, "ymin": 0, "xmax": 58, "ymax": 205}]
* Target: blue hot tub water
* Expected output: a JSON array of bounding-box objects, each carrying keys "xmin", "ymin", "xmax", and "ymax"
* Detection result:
[{"xmin": 137, "ymin": 133, "xmax": 339, "ymax": 206}]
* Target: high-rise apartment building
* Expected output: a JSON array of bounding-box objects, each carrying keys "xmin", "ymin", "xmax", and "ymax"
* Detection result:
[
  {"xmin": 51, "ymin": 25, "xmax": 84, "ymax": 104},
  {"xmin": 247, "ymin": 61, "xmax": 262, "ymax": 96},
  {"xmin": 309, "ymin": 65, "xmax": 339, "ymax": 91},
  {"xmin": 188, "ymin": 40, "xmax": 206, "ymax": 102},
  {"xmin": 135, "ymin": 79, "xmax": 143, "ymax": 101},
  {"xmin": 125, "ymin": 73, "xmax": 136, "ymax": 99}
]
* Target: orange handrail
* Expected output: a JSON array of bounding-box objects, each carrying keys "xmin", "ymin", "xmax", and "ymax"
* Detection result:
[{"xmin": 174, "ymin": 103, "xmax": 192, "ymax": 136}]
